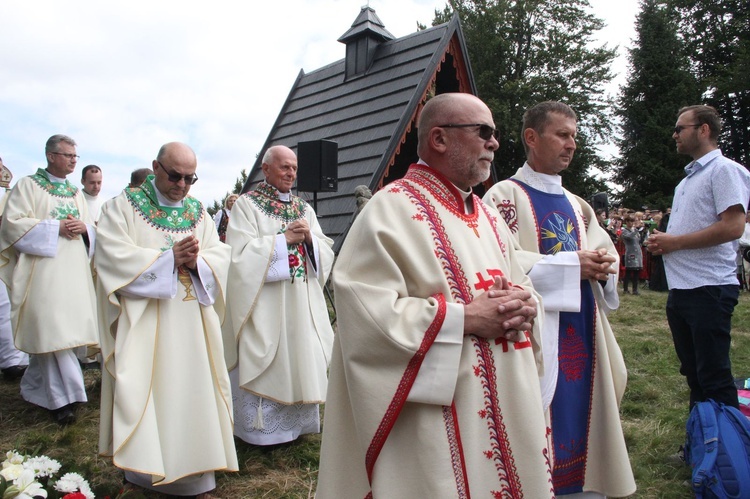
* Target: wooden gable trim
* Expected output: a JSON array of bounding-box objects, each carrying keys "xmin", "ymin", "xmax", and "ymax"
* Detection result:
[{"xmin": 376, "ymin": 32, "xmax": 474, "ymax": 190}]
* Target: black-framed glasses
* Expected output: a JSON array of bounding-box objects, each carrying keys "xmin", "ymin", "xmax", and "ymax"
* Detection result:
[
  {"xmin": 50, "ymin": 152, "xmax": 80, "ymax": 160},
  {"xmin": 674, "ymin": 124, "xmax": 703, "ymax": 134},
  {"xmin": 438, "ymin": 123, "xmax": 500, "ymax": 141},
  {"xmin": 157, "ymin": 161, "xmax": 198, "ymax": 185}
]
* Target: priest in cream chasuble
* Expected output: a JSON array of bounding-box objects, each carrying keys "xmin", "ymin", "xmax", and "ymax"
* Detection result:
[
  {"xmin": 224, "ymin": 145, "xmax": 334, "ymax": 445},
  {"xmin": 0, "ymin": 141, "xmax": 98, "ymax": 418},
  {"xmin": 317, "ymin": 164, "xmax": 554, "ymax": 498},
  {"xmin": 483, "ymin": 101, "xmax": 635, "ymax": 498},
  {"xmin": 95, "ymin": 143, "xmax": 237, "ymax": 496}
]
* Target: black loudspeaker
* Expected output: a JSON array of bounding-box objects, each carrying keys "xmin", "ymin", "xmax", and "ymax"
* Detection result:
[
  {"xmin": 296, "ymin": 140, "xmax": 338, "ymax": 192},
  {"xmin": 591, "ymin": 192, "xmax": 608, "ymax": 217}
]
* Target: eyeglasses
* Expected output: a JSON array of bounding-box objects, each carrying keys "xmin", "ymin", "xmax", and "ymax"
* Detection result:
[
  {"xmin": 674, "ymin": 124, "xmax": 703, "ymax": 134},
  {"xmin": 157, "ymin": 161, "xmax": 198, "ymax": 185},
  {"xmin": 438, "ymin": 123, "xmax": 500, "ymax": 141},
  {"xmin": 50, "ymin": 152, "xmax": 80, "ymax": 160}
]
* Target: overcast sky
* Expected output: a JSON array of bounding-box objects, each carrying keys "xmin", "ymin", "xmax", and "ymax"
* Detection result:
[{"xmin": 0, "ymin": 0, "xmax": 639, "ymax": 207}]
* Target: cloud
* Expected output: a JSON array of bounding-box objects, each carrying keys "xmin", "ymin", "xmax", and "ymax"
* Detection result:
[{"xmin": 0, "ymin": 0, "xmax": 636, "ymax": 204}]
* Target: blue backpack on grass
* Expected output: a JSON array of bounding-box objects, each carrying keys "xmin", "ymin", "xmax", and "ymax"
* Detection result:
[{"xmin": 685, "ymin": 399, "xmax": 750, "ymax": 498}]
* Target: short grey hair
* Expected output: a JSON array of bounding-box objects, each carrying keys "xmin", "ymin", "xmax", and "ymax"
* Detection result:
[{"xmin": 45, "ymin": 134, "xmax": 76, "ymax": 154}]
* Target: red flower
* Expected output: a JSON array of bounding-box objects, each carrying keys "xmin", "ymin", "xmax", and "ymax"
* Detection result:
[
  {"xmin": 288, "ymin": 254, "xmax": 300, "ymax": 267},
  {"xmin": 63, "ymin": 493, "xmax": 87, "ymax": 499}
]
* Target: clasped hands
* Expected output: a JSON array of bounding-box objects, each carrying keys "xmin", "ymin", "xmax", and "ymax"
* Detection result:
[
  {"xmin": 284, "ymin": 220, "xmax": 312, "ymax": 245},
  {"xmin": 59, "ymin": 214, "xmax": 86, "ymax": 240},
  {"xmin": 464, "ymin": 276, "xmax": 536, "ymax": 342},
  {"xmin": 173, "ymin": 235, "xmax": 199, "ymax": 270},
  {"xmin": 578, "ymin": 248, "xmax": 617, "ymax": 281}
]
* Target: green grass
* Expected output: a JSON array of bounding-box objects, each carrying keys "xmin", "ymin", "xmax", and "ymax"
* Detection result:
[
  {"xmin": 1, "ymin": 288, "xmax": 749, "ymax": 497},
  {"xmin": 613, "ymin": 288, "xmax": 750, "ymax": 498}
]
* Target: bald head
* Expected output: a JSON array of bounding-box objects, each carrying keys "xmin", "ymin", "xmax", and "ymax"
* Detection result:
[
  {"xmin": 262, "ymin": 145, "xmax": 298, "ymax": 193},
  {"xmin": 157, "ymin": 142, "xmax": 196, "ymax": 164},
  {"xmin": 416, "ymin": 93, "xmax": 499, "ymax": 190},
  {"xmin": 153, "ymin": 142, "xmax": 197, "ymax": 202}
]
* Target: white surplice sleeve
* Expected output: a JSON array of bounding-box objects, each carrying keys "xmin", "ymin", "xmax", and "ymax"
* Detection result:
[
  {"xmin": 13, "ymin": 219, "xmax": 59, "ymax": 257},
  {"xmin": 406, "ymin": 302, "xmax": 464, "ymax": 405}
]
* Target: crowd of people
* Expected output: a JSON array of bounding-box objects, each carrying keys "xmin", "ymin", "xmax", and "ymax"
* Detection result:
[
  {"xmin": 597, "ymin": 206, "xmax": 672, "ymax": 293},
  {"xmin": 0, "ymin": 99, "xmax": 746, "ymax": 498}
]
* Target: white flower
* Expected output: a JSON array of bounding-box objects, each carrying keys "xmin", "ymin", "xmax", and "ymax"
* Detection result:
[
  {"xmin": 23, "ymin": 455, "xmax": 61, "ymax": 478},
  {"xmin": 2, "ymin": 450, "xmax": 25, "ymax": 468},
  {"xmin": 0, "ymin": 463, "xmax": 24, "ymax": 481},
  {"xmin": 12, "ymin": 468, "xmax": 48, "ymax": 498},
  {"xmin": 54, "ymin": 472, "xmax": 95, "ymax": 499},
  {"xmin": 79, "ymin": 481, "xmax": 95, "ymax": 499},
  {"xmin": 54, "ymin": 472, "xmax": 82, "ymax": 493}
]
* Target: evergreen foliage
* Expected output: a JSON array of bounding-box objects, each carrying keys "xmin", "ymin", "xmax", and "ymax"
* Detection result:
[
  {"xmin": 615, "ymin": 0, "xmax": 701, "ymax": 210},
  {"xmin": 669, "ymin": 0, "xmax": 750, "ymax": 167},
  {"xmin": 430, "ymin": 0, "xmax": 616, "ymax": 198}
]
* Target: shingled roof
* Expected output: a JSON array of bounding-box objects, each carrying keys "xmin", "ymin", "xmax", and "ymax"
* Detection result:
[{"xmin": 242, "ymin": 8, "xmax": 479, "ymax": 251}]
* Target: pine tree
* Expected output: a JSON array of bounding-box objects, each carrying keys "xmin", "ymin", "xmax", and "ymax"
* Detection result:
[
  {"xmin": 615, "ymin": 0, "xmax": 701, "ymax": 210},
  {"xmin": 668, "ymin": 0, "xmax": 750, "ymax": 167},
  {"xmin": 431, "ymin": 0, "xmax": 616, "ymax": 198}
]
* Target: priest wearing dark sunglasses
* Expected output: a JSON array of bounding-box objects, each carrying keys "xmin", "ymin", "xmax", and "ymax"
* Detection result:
[
  {"xmin": 484, "ymin": 101, "xmax": 635, "ymax": 498},
  {"xmin": 94, "ymin": 142, "xmax": 237, "ymax": 498}
]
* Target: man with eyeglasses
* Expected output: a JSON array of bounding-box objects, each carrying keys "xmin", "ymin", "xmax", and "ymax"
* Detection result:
[
  {"xmin": 0, "ymin": 134, "xmax": 98, "ymax": 426},
  {"xmin": 484, "ymin": 101, "xmax": 635, "ymax": 498},
  {"xmin": 647, "ymin": 105, "xmax": 750, "ymax": 416},
  {"xmin": 317, "ymin": 93, "xmax": 552, "ymax": 498},
  {"xmin": 94, "ymin": 142, "xmax": 237, "ymax": 498},
  {"xmin": 223, "ymin": 145, "xmax": 335, "ymax": 447}
]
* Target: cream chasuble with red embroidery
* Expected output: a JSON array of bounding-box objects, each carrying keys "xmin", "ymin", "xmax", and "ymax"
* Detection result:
[{"xmin": 317, "ymin": 164, "xmax": 554, "ymax": 499}]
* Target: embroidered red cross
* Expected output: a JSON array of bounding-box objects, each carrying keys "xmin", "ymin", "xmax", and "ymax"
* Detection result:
[
  {"xmin": 473, "ymin": 269, "xmax": 506, "ymax": 291},
  {"xmin": 495, "ymin": 330, "xmax": 532, "ymax": 352}
]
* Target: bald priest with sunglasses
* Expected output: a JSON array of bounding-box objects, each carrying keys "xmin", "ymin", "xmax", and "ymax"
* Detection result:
[
  {"xmin": 94, "ymin": 142, "xmax": 237, "ymax": 498},
  {"xmin": 318, "ymin": 93, "xmax": 553, "ymax": 498},
  {"xmin": 483, "ymin": 101, "xmax": 635, "ymax": 498}
]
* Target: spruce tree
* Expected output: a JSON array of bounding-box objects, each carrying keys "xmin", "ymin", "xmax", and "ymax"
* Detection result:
[
  {"xmin": 668, "ymin": 0, "xmax": 750, "ymax": 167},
  {"xmin": 615, "ymin": 0, "xmax": 700, "ymax": 210},
  {"xmin": 432, "ymin": 0, "xmax": 616, "ymax": 198}
]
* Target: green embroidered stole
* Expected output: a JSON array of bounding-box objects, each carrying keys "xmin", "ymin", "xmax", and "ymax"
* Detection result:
[
  {"xmin": 125, "ymin": 175, "xmax": 203, "ymax": 233},
  {"xmin": 31, "ymin": 169, "xmax": 80, "ymax": 219},
  {"xmin": 248, "ymin": 182, "xmax": 309, "ymax": 281}
]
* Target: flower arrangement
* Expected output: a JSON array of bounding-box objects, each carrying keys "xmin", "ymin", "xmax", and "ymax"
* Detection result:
[{"xmin": 0, "ymin": 450, "xmax": 94, "ymax": 499}]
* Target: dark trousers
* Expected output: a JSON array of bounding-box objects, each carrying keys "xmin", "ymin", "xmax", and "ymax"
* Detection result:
[
  {"xmin": 666, "ymin": 285, "xmax": 739, "ymax": 410},
  {"xmin": 624, "ymin": 268, "xmax": 640, "ymax": 293}
]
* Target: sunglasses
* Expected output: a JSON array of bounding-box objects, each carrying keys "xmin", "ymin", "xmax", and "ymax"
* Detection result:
[
  {"xmin": 673, "ymin": 124, "xmax": 703, "ymax": 134},
  {"xmin": 157, "ymin": 161, "xmax": 198, "ymax": 185},
  {"xmin": 438, "ymin": 123, "xmax": 500, "ymax": 141}
]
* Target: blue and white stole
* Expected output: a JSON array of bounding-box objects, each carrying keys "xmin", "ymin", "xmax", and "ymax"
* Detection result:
[{"xmin": 512, "ymin": 179, "xmax": 595, "ymax": 495}]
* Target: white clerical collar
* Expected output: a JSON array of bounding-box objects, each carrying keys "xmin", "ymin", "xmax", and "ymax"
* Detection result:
[
  {"xmin": 278, "ymin": 191, "xmax": 291, "ymax": 202},
  {"xmin": 522, "ymin": 162, "xmax": 564, "ymax": 195},
  {"xmin": 46, "ymin": 171, "xmax": 66, "ymax": 183},
  {"xmin": 418, "ymin": 158, "xmax": 473, "ymax": 211},
  {"xmin": 82, "ymin": 190, "xmax": 98, "ymax": 201},
  {"xmin": 150, "ymin": 178, "xmax": 184, "ymax": 207}
]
